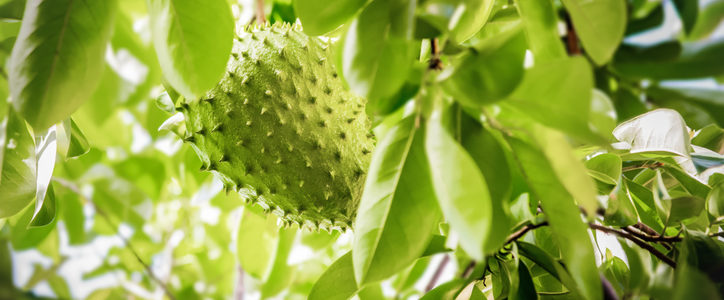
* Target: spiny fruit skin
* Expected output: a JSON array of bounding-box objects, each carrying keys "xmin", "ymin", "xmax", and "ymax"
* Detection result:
[{"xmin": 178, "ymin": 23, "xmax": 374, "ymax": 231}]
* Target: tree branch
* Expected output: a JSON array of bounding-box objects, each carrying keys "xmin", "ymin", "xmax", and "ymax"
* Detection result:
[
  {"xmin": 425, "ymin": 254, "xmax": 450, "ymax": 292},
  {"xmin": 589, "ymin": 223, "xmax": 676, "ymax": 268},
  {"xmin": 505, "ymin": 221, "xmax": 549, "ymax": 245},
  {"xmin": 429, "ymin": 38, "xmax": 442, "ymax": 70},
  {"xmin": 52, "ymin": 178, "xmax": 177, "ymax": 300}
]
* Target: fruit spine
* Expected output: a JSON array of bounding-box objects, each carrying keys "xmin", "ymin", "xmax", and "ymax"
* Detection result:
[{"xmin": 174, "ymin": 22, "xmax": 374, "ymax": 231}]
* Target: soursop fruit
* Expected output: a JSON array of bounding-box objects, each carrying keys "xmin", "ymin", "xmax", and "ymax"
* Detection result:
[{"xmin": 173, "ymin": 23, "xmax": 374, "ymax": 231}]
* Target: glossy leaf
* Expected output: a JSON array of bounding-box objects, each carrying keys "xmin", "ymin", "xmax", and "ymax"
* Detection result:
[
  {"xmin": 426, "ymin": 110, "xmax": 492, "ymax": 261},
  {"xmin": 28, "ymin": 183, "xmax": 55, "ymax": 227},
  {"xmin": 604, "ymin": 182, "xmax": 638, "ymax": 227},
  {"xmin": 514, "ymin": 0, "xmax": 566, "ymax": 63},
  {"xmin": 460, "ymin": 115, "xmax": 511, "ymax": 251},
  {"xmin": 309, "ymin": 252, "xmax": 358, "ymax": 300},
  {"xmin": 343, "ymin": 0, "xmax": 415, "ymax": 102},
  {"xmin": 148, "ymin": 0, "xmax": 233, "ymax": 100},
  {"xmin": 261, "ymin": 228, "xmax": 297, "ymax": 297},
  {"xmin": 56, "ymin": 119, "xmax": 90, "ymax": 159},
  {"xmin": 420, "ymin": 279, "xmax": 466, "ymax": 300},
  {"xmin": 448, "ymin": 0, "xmax": 495, "ymax": 43},
  {"xmin": 613, "ymin": 39, "xmax": 724, "ymax": 79},
  {"xmin": 294, "ymin": 0, "xmax": 367, "ymax": 35},
  {"xmin": 30, "ymin": 125, "xmax": 57, "ymax": 226},
  {"xmin": 0, "ymin": 108, "xmax": 36, "ymax": 218},
  {"xmin": 561, "ymin": 0, "xmax": 626, "ymax": 65},
  {"xmin": 509, "ymin": 56, "xmax": 603, "ymax": 144},
  {"xmin": 510, "ymin": 260, "xmax": 537, "ymax": 300},
  {"xmin": 672, "ymin": 0, "xmax": 698, "ymax": 35},
  {"xmin": 690, "ymin": 0, "xmax": 724, "ymax": 39},
  {"xmin": 517, "ymin": 241, "xmax": 582, "ymax": 298},
  {"xmin": 585, "ymin": 153, "xmax": 622, "ymax": 185},
  {"xmin": 353, "ymin": 117, "xmax": 441, "ymax": 284},
  {"xmin": 613, "ymin": 109, "xmax": 690, "ymax": 157},
  {"xmin": 236, "ymin": 207, "xmax": 279, "ymax": 279},
  {"xmin": 533, "ymin": 126, "xmax": 599, "ymax": 217},
  {"xmin": 442, "ymin": 25, "xmax": 527, "ymax": 106},
  {"xmin": 509, "ymin": 139, "xmax": 602, "ymax": 300},
  {"xmin": 8, "ymin": 0, "xmax": 117, "ymax": 131}
]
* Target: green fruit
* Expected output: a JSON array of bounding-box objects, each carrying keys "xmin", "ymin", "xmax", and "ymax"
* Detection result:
[{"xmin": 176, "ymin": 23, "xmax": 374, "ymax": 230}]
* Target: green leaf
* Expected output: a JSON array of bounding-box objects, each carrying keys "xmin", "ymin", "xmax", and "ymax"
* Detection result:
[
  {"xmin": 600, "ymin": 256, "xmax": 629, "ymax": 296},
  {"xmin": 29, "ymin": 125, "xmax": 57, "ymax": 227},
  {"xmin": 690, "ymin": 0, "xmax": 724, "ymax": 40},
  {"xmin": 426, "ymin": 110, "xmax": 492, "ymax": 261},
  {"xmin": 561, "ymin": 0, "xmax": 626, "ymax": 65},
  {"xmin": 619, "ymin": 238, "xmax": 652, "ymax": 292},
  {"xmin": 663, "ymin": 165, "xmax": 710, "ymax": 199},
  {"xmin": 8, "ymin": 203, "xmax": 55, "ymax": 249},
  {"xmin": 447, "ymin": 0, "xmax": 495, "ymax": 43},
  {"xmin": 442, "ymin": 25, "xmax": 527, "ymax": 106},
  {"xmin": 56, "ymin": 119, "xmax": 90, "ymax": 159},
  {"xmin": 585, "ymin": 153, "xmax": 622, "ymax": 185},
  {"xmin": 589, "ymin": 89, "xmax": 617, "ymax": 139},
  {"xmin": 0, "ymin": 0, "xmax": 25, "ymax": 20},
  {"xmin": 0, "ymin": 108, "xmax": 36, "ymax": 218},
  {"xmin": 309, "ymin": 252, "xmax": 358, "ymax": 300},
  {"xmin": 666, "ymin": 196, "xmax": 705, "ymax": 225},
  {"xmin": 604, "ymin": 182, "xmax": 638, "ymax": 227},
  {"xmin": 613, "ymin": 109, "xmax": 691, "ymax": 157},
  {"xmin": 293, "ymin": 0, "xmax": 367, "ymax": 35},
  {"xmin": 28, "ymin": 183, "xmax": 55, "ymax": 227},
  {"xmin": 675, "ymin": 230, "xmax": 724, "ymax": 298},
  {"xmin": 261, "ymin": 228, "xmax": 297, "ymax": 297},
  {"xmin": 646, "ymin": 85, "xmax": 724, "ymax": 128},
  {"xmin": 532, "ymin": 126, "xmax": 600, "ymax": 218},
  {"xmin": 612, "ymin": 39, "xmax": 724, "ymax": 80},
  {"xmin": 353, "ymin": 116, "xmax": 441, "ymax": 284},
  {"xmin": 509, "ymin": 139, "xmax": 602, "ymax": 300},
  {"xmin": 236, "ymin": 206, "xmax": 280, "ymax": 280},
  {"xmin": 514, "ymin": 0, "xmax": 566, "ymax": 63},
  {"xmin": 148, "ymin": 0, "xmax": 233, "ymax": 100},
  {"xmin": 511, "ymin": 261, "xmax": 537, "ymax": 300},
  {"xmin": 517, "ymin": 241, "xmax": 582, "ymax": 299},
  {"xmin": 8, "ymin": 0, "xmax": 118, "ymax": 131},
  {"xmin": 460, "ymin": 115, "xmax": 511, "ymax": 251},
  {"xmin": 56, "ymin": 181, "xmax": 86, "ymax": 245},
  {"xmin": 623, "ymin": 179, "xmax": 665, "ymax": 232},
  {"xmin": 342, "ymin": 0, "xmax": 415, "ymax": 102},
  {"xmin": 508, "ymin": 56, "xmax": 603, "ymax": 144},
  {"xmin": 672, "ymin": 0, "xmax": 698, "ymax": 35},
  {"xmin": 420, "ymin": 279, "xmax": 467, "ymax": 300}
]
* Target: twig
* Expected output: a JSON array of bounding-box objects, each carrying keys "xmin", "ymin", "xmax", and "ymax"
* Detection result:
[
  {"xmin": 505, "ymin": 222, "xmax": 549, "ymax": 245},
  {"xmin": 589, "ymin": 223, "xmax": 676, "ymax": 268},
  {"xmin": 235, "ymin": 266, "xmax": 245, "ymax": 300},
  {"xmin": 623, "ymin": 227, "xmax": 673, "ymax": 250},
  {"xmin": 429, "ymin": 38, "xmax": 442, "ymax": 70},
  {"xmin": 425, "ymin": 254, "xmax": 450, "ymax": 292},
  {"xmin": 564, "ymin": 14, "xmax": 580, "ymax": 55},
  {"xmin": 52, "ymin": 178, "xmax": 177, "ymax": 300},
  {"xmin": 711, "ymin": 231, "xmax": 724, "ymax": 238},
  {"xmin": 460, "ymin": 261, "xmax": 476, "ymax": 279},
  {"xmin": 601, "ymin": 275, "xmax": 620, "ymax": 300},
  {"xmin": 255, "ymin": 0, "xmax": 266, "ymax": 24}
]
